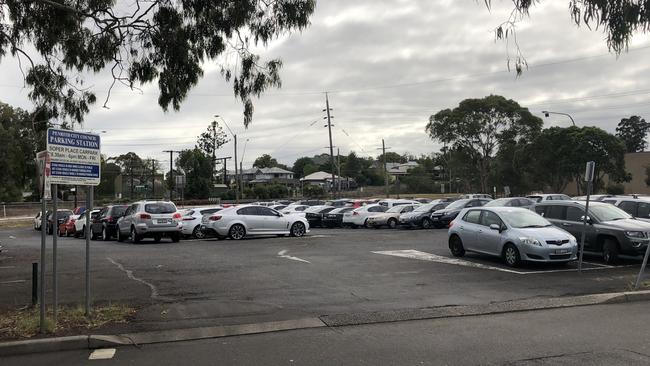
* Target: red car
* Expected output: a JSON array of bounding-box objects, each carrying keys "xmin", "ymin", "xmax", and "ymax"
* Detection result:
[{"xmin": 58, "ymin": 215, "xmax": 77, "ymax": 237}]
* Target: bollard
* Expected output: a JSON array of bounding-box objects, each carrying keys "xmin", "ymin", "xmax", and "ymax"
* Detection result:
[{"xmin": 32, "ymin": 262, "xmax": 38, "ymax": 306}]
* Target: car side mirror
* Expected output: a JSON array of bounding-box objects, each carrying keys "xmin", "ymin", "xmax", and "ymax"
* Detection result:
[{"xmin": 489, "ymin": 224, "xmax": 501, "ymax": 232}]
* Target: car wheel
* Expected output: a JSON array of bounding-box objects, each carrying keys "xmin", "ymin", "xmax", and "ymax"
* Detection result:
[
  {"xmin": 449, "ymin": 235, "xmax": 466, "ymax": 257},
  {"xmin": 192, "ymin": 225, "xmax": 205, "ymax": 239},
  {"xmin": 421, "ymin": 218, "xmax": 432, "ymax": 229},
  {"xmin": 290, "ymin": 222, "xmax": 306, "ymax": 237},
  {"xmin": 130, "ymin": 227, "xmax": 141, "ymax": 244},
  {"xmin": 363, "ymin": 219, "xmax": 370, "ymax": 228},
  {"xmin": 229, "ymin": 224, "xmax": 246, "ymax": 240},
  {"xmin": 117, "ymin": 228, "xmax": 124, "ymax": 242},
  {"xmin": 102, "ymin": 226, "xmax": 109, "ymax": 241},
  {"xmin": 602, "ymin": 239, "xmax": 620, "ymax": 265},
  {"xmin": 503, "ymin": 243, "xmax": 521, "ymax": 267},
  {"xmin": 171, "ymin": 233, "xmax": 180, "ymax": 243},
  {"xmin": 387, "ymin": 218, "xmax": 398, "ymax": 229}
]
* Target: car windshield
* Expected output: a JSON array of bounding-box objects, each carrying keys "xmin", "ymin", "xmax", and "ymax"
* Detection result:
[
  {"xmin": 499, "ymin": 210, "xmax": 552, "ymax": 228},
  {"xmin": 484, "ymin": 198, "xmax": 509, "ymax": 207},
  {"xmin": 414, "ymin": 204, "xmax": 434, "ymax": 212},
  {"xmin": 145, "ymin": 203, "xmax": 176, "ymax": 214},
  {"xmin": 446, "ymin": 199, "xmax": 471, "ymax": 210},
  {"xmin": 589, "ymin": 204, "xmax": 631, "ymax": 222}
]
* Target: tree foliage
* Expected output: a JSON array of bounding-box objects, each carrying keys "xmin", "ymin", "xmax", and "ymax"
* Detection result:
[
  {"xmin": 0, "ymin": 0, "xmax": 315, "ymax": 125},
  {"xmin": 197, "ymin": 121, "xmax": 229, "ymax": 158},
  {"xmin": 489, "ymin": 1, "xmax": 650, "ymax": 74},
  {"xmin": 176, "ymin": 148, "xmax": 212, "ymax": 199},
  {"xmin": 426, "ymin": 95, "xmax": 542, "ymax": 193},
  {"xmin": 0, "ymin": 101, "xmax": 47, "ymax": 201},
  {"xmin": 616, "ymin": 115, "xmax": 650, "ymax": 153},
  {"xmin": 253, "ymin": 154, "xmax": 280, "ymax": 168}
]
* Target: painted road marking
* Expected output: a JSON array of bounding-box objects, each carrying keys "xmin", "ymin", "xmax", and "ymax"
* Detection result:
[
  {"xmin": 278, "ymin": 250, "xmax": 311, "ymax": 263},
  {"xmin": 0, "ymin": 266, "xmax": 15, "ymax": 269},
  {"xmin": 89, "ymin": 348, "xmax": 116, "ymax": 360},
  {"xmin": 373, "ymin": 250, "xmax": 626, "ymax": 275}
]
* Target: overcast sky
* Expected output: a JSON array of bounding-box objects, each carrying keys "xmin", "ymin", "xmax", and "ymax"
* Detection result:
[{"xmin": 2, "ymin": 0, "xmax": 650, "ymax": 170}]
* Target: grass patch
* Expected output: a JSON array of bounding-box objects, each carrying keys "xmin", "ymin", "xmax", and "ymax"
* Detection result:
[
  {"xmin": 625, "ymin": 279, "xmax": 650, "ymax": 291},
  {"xmin": 0, "ymin": 304, "xmax": 135, "ymax": 340},
  {"xmin": 0, "ymin": 219, "xmax": 33, "ymax": 229}
]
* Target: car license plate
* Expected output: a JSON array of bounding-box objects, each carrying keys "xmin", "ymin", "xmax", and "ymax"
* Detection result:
[
  {"xmin": 157, "ymin": 219, "xmax": 170, "ymax": 224},
  {"xmin": 555, "ymin": 249, "xmax": 569, "ymax": 254},
  {"xmin": 432, "ymin": 217, "xmax": 439, "ymax": 221}
]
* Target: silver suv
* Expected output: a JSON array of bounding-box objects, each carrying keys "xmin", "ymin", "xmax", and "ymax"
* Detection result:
[{"xmin": 116, "ymin": 201, "xmax": 182, "ymax": 243}]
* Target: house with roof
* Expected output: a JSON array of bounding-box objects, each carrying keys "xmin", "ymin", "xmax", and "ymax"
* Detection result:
[
  {"xmin": 300, "ymin": 171, "xmax": 357, "ymax": 191},
  {"xmin": 228, "ymin": 167, "xmax": 297, "ymax": 187}
]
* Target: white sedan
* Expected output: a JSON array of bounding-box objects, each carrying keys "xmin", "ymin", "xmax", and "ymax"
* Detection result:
[
  {"xmin": 202, "ymin": 205, "xmax": 309, "ymax": 240},
  {"xmin": 280, "ymin": 205, "xmax": 310, "ymax": 217},
  {"xmin": 342, "ymin": 204, "xmax": 389, "ymax": 228},
  {"xmin": 73, "ymin": 209, "xmax": 100, "ymax": 238},
  {"xmin": 180, "ymin": 206, "xmax": 223, "ymax": 238}
]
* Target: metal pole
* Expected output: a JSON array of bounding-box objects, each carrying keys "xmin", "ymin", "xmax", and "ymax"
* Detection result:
[
  {"xmin": 337, "ymin": 148, "xmax": 341, "ymax": 198},
  {"xmin": 39, "ymin": 189, "xmax": 46, "ymax": 333},
  {"xmin": 325, "ymin": 93, "xmax": 335, "ymax": 199},
  {"xmin": 382, "ymin": 139, "xmax": 389, "ymax": 198},
  {"xmin": 32, "ymin": 263, "xmax": 38, "ymax": 306},
  {"xmin": 578, "ymin": 180, "xmax": 592, "ymax": 273},
  {"xmin": 234, "ymin": 135, "xmax": 239, "ymax": 203},
  {"xmin": 85, "ymin": 186, "xmax": 92, "ymax": 316},
  {"xmin": 240, "ymin": 161, "xmax": 244, "ymax": 198},
  {"xmin": 52, "ymin": 184, "xmax": 58, "ymax": 325},
  {"xmin": 635, "ymin": 244, "xmax": 650, "ymax": 289}
]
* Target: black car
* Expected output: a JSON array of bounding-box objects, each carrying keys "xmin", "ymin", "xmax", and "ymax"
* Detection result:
[
  {"xmin": 46, "ymin": 209, "xmax": 74, "ymax": 234},
  {"xmin": 322, "ymin": 207, "xmax": 355, "ymax": 228},
  {"xmin": 91, "ymin": 205, "xmax": 128, "ymax": 240},
  {"xmin": 430, "ymin": 198, "xmax": 492, "ymax": 228},
  {"xmin": 305, "ymin": 206, "xmax": 337, "ymax": 228},
  {"xmin": 535, "ymin": 201, "xmax": 650, "ymax": 264},
  {"xmin": 399, "ymin": 203, "xmax": 450, "ymax": 229}
]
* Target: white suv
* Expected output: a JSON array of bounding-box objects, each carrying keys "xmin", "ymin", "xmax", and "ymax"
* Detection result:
[{"xmin": 117, "ymin": 201, "xmax": 182, "ymax": 243}]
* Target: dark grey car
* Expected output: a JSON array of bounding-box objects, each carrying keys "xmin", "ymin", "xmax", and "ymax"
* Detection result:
[{"xmin": 534, "ymin": 201, "xmax": 650, "ymax": 264}]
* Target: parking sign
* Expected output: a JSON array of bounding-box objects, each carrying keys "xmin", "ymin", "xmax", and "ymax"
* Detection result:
[{"xmin": 46, "ymin": 128, "xmax": 101, "ymax": 186}]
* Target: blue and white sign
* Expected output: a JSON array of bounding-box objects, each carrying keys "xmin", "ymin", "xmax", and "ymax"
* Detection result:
[{"xmin": 46, "ymin": 128, "xmax": 101, "ymax": 186}]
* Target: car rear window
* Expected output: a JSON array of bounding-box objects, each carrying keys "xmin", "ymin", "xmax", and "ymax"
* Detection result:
[
  {"xmin": 112, "ymin": 206, "xmax": 127, "ymax": 216},
  {"xmin": 145, "ymin": 203, "xmax": 177, "ymax": 214},
  {"xmin": 200, "ymin": 208, "xmax": 221, "ymax": 215}
]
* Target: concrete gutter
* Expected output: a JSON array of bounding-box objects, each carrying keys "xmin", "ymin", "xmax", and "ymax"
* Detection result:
[{"xmin": 2, "ymin": 290, "xmax": 649, "ymax": 357}]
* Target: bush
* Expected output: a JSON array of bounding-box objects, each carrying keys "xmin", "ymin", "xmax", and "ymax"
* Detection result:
[
  {"xmin": 605, "ymin": 184, "xmax": 625, "ymax": 195},
  {"xmin": 303, "ymin": 185, "xmax": 325, "ymax": 198}
]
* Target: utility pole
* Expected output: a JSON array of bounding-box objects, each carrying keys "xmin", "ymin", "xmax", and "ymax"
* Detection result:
[
  {"xmin": 240, "ymin": 161, "xmax": 244, "ymax": 198},
  {"xmin": 151, "ymin": 159, "xmax": 156, "ymax": 198},
  {"xmin": 214, "ymin": 115, "xmax": 239, "ymax": 203},
  {"xmin": 211, "ymin": 121, "xmax": 217, "ymax": 184},
  {"xmin": 324, "ymin": 92, "xmax": 336, "ymax": 198},
  {"xmin": 377, "ymin": 139, "xmax": 391, "ymax": 198},
  {"xmin": 337, "ymin": 148, "xmax": 341, "ymax": 198},
  {"xmin": 214, "ymin": 157, "xmax": 232, "ymax": 185},
  {"xmin": 163, "ymin": 150, "xmax": 181, "ymax": 200}
]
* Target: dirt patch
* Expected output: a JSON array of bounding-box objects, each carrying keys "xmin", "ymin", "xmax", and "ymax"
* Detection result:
[{"xmin": 0, "ymin": 303, "xmax": 136, "ymax": 341}]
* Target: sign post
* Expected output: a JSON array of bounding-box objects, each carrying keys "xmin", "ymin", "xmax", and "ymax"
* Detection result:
[
  {"xmin": 578, "ymin": 161, "xmax": 595, "ymax": 273},
  {"xmin": 52, "ymin": 184, "xmax": 58, "ymax": 324},
  {"xmin": 36, "ymin": 151, "xmax": 50, "ymax": 334},
  {"xmin": 46, "ymin": 128, "xmax": 101, "ymax": 319}
]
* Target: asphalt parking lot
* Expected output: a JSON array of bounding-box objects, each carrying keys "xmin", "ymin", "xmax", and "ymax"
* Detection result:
[{"xmin": 0, "ymin": 226, "xmax": 645, "ymax": 332}]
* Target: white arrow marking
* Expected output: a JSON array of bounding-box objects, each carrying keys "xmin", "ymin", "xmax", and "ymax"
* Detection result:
[{"xmin": 278, "ymin": 250, "xmax": 311, "ymax": 263}]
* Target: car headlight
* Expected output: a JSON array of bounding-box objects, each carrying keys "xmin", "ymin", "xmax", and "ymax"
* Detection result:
[
  {"xmin": 625, "ymin": 231, "xmax": 647, "ymax": 239},
  {"xmin": 519, "ymin": 237, "xmax": 542, "ymax": 246},
  {"xmin": 568, "ymin": 235, "xmax": 577, "ymax": 242}
]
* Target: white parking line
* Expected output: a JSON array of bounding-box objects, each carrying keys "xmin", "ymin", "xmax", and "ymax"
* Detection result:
[
  {"xmin": 89, "ymin": 348, "xmax": 116, "ymax": 360},
  {"xmin": 373, "ymin": 250, "xmax": 625, "ymax": 275},
  {"xmin": 0, "ymin": 266, "xmax": 15, "ymax": 269},
  {"xmin": 278, "ymin": 250, "xmax": 311, "ymax": 263}
]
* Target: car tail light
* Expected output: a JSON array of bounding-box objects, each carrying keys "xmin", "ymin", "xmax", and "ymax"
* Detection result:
[
  {"xmin": 172, "ymin": 213, "xmax": 182, "ymax": 219},
  {"xmin": 106, "ymin": 216, "xmax": 113, "ymax": 223},
  {"xmin": 70, "ymin": 218, "xmax": 76, "ymax": 223},
  {"xmin": 448, "ymin": 221, "xmax": 454, "ymax": 228},
  {"xmin": 209, "ymin": 215, "xmax": 222, "ymax": 221},
  {"xmin": 353, "ymin": 212, "xmax": 359, "ymax": 216},
  {"xmin": 182, "ymin": 217, "xmax": 195, "ymax": 221},
  {"xmin": 139, "ymin": 213, "xmax": 151, "ymax": 219}
]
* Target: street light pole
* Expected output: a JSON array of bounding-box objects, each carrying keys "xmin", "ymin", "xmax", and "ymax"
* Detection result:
[
  {"xmin": 240, "ymin": 139, "xmax": 250, "ymax": 199},
  {"xmin": 541, "ymin": 111, "xmax": 576, "ymax": 126}
]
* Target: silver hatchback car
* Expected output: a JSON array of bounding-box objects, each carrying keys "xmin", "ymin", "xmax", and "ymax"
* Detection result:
[
  {"xmin": 447, "ymin": 207, "xmax": 578, "ymax": 267},
  {"xmin": 117, "ymin": 201, "xmax": 182, "ymax": 243}
]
